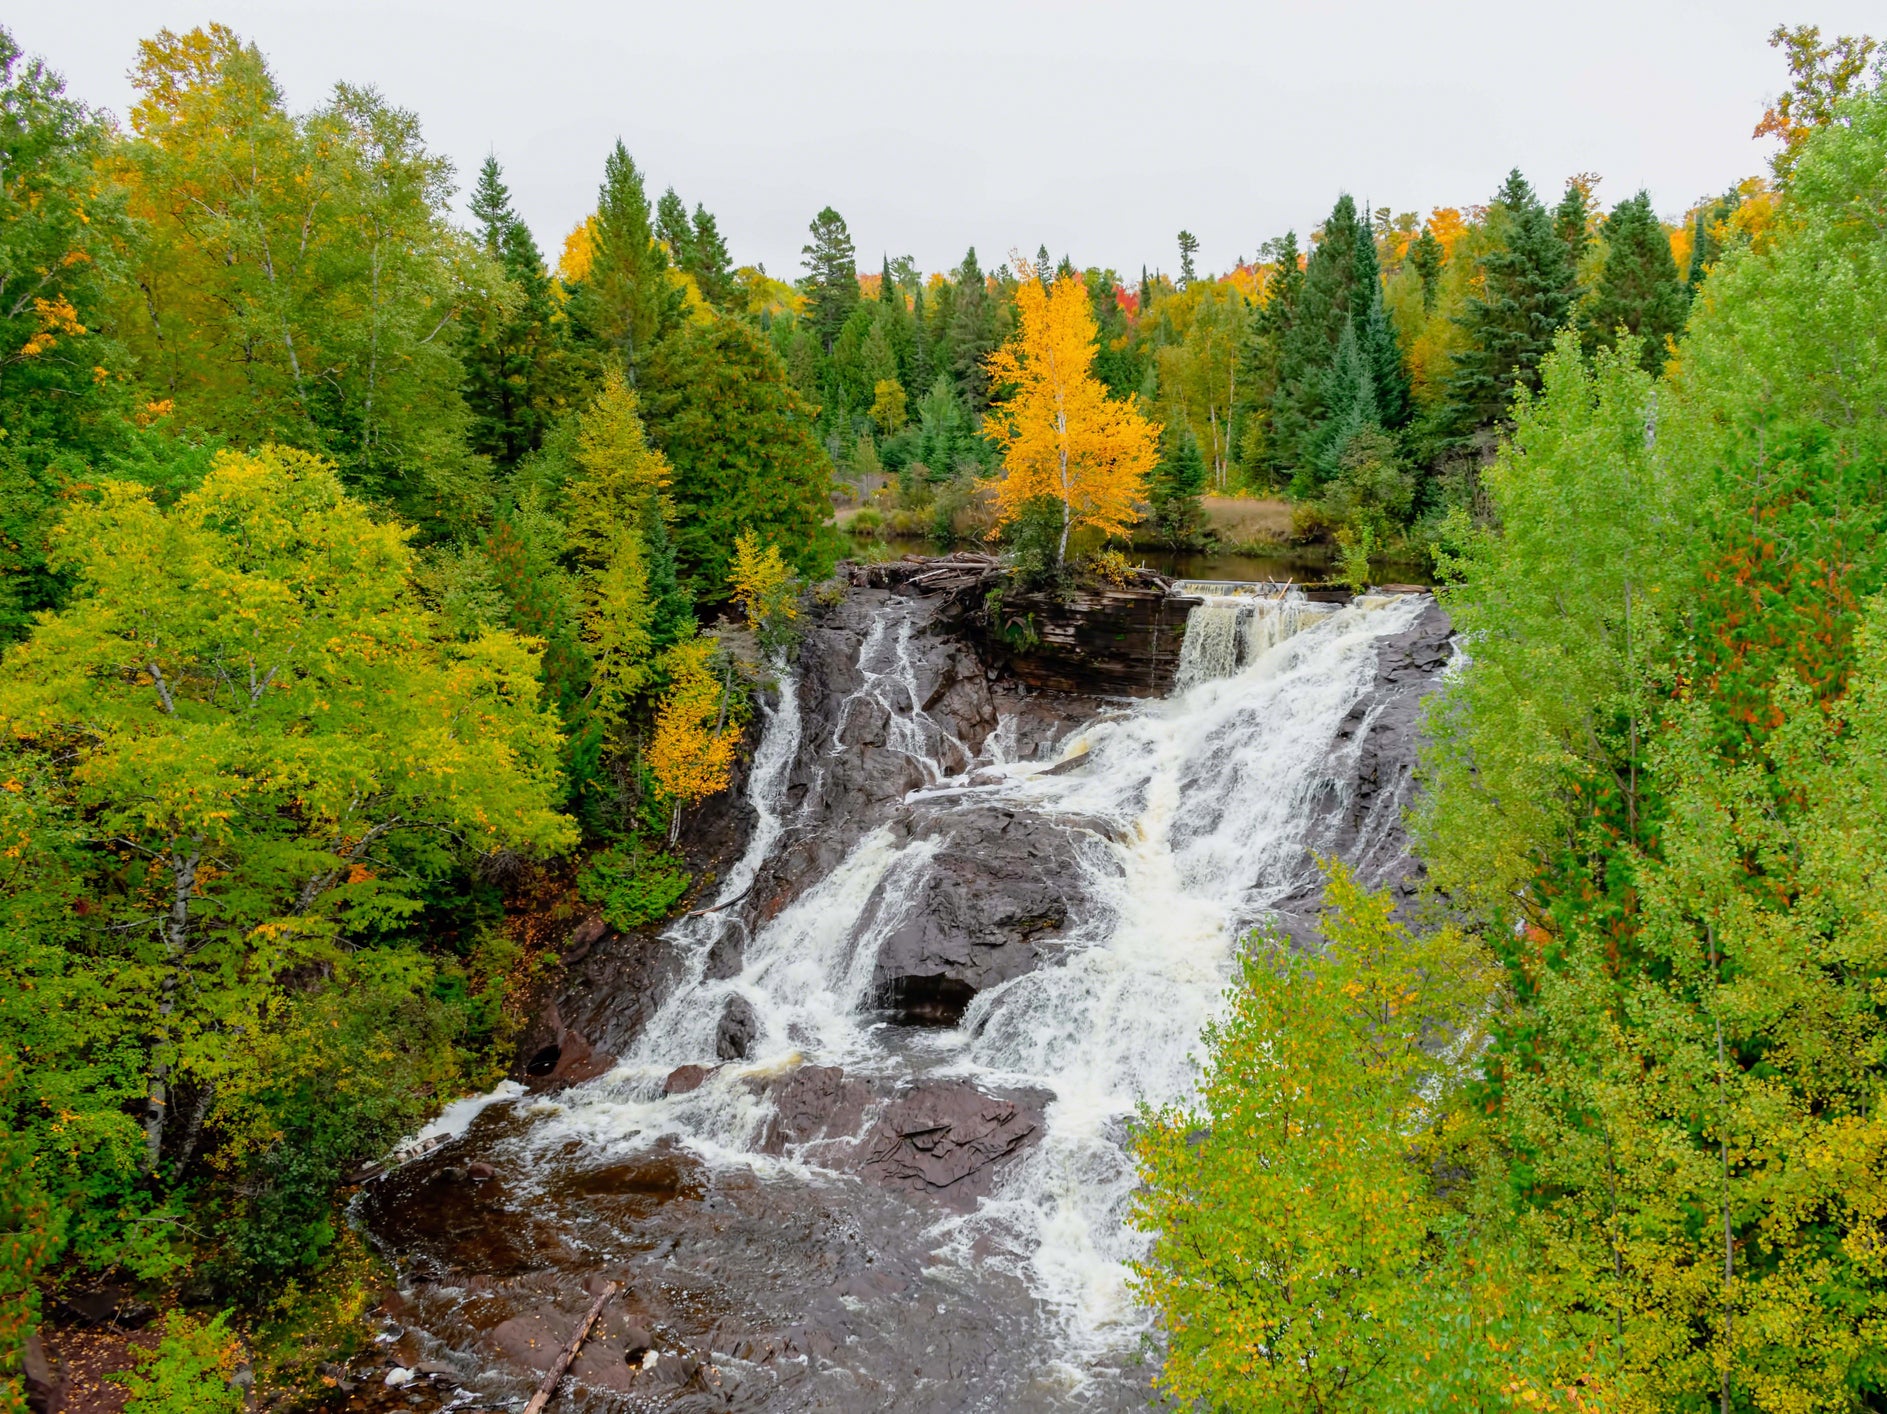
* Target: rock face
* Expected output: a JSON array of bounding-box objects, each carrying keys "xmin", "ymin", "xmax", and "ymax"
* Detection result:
[
  {"xmin": 868, "ymin": 804, "xmax": 1096, "ymax": 1026},
  {"xmin": 969, "ymin": 584, "xmax": 1200, "ymax": 697}
]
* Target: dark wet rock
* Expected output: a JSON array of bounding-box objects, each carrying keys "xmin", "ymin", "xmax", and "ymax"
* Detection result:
[
  {"xmin": 858, "ymin": 1082, "xmax": 1045, "ymax": 1211},
  {"xmin": 756, "ymin": 1065, "xmax": 873, "ymax": 1159},
  {"xmin": 516, "ymin": 1001, "xmax": 613, "ymax": 1092},
  {"xmin": 22, "ymin": 1332, "xmax": 62, "ymax": 1413},
  {"xmin": 964, "ymin": 584, "xmax": 1199, "ymax": 698},
  {"xmin": 714, "ymin": 994, "xmax": 758, "ymax": 1060},
  {"xmin": 869, "ymin": 805, "xmax": 1098, "ymax": 1023},
  {"xmin": 664, "ymin": 1063, "xmax": 713, "ymax": 1095}
]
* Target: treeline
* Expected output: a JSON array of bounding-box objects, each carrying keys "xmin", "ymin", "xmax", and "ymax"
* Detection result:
[{"xmin": 1131, "ymin": 28, "xmax": 1887, "ymax": 1414}]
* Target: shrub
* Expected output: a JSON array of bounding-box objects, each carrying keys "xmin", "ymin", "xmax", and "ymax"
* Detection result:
[
  {"xmin": 112, "ymin": 1311, "xmax": 245, "ymax": 1414},
  {"xmin": 578, "ymin": 843, "xmax": 692, "ymax": 930}
]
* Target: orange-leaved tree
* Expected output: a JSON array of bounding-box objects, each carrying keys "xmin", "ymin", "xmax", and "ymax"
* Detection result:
[
  {"xmin": 646, "ymin": 637, "xmax": 741, "ymax": 842},
  {"xmin": 983, "ymin": 262, "xmax": 1161, "ymax": 564}
]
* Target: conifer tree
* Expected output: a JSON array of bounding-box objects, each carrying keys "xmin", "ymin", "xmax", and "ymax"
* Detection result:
[
  {"xmin": 1310, "ymin": 319, "xmax": 1380, "ymax": 488},
  {"xmin": 1177, "ymin": 230, "xmax": 1199, "ymax": 287},
  {"xmin": 1351, "ymin": 220, "xmax": 1409, "ymax": 429},
  {"xmin": 1582, "ymin": 190, "xmax": 1689, "ymax": 373},
  {"xmin": 585, "ymin": 141, "xmax": 673, "ymax": 381},
  {"xmin": 655, "ymin": 186, "xmax": 694, "ymax": 270},
  {"xmin": 1440, "ymin": 169, "xmax": 1577, "ymax": 442},
  {"xmin": 1270, "ymin": 196, "xmax": 1366, "ymax": 479},
  {"xmin": 461, "ymin": 156, "xmax": 565, "ymax": 465},
  {"xmin": 1149, "ymin": 420, "xmax": 1210, "ymax": 548},
  {"xmin": 800, "ymin": 206, "xmax": 859, "ymax": 353},
  {"xmin": 948, "ymin": 247, "xmax": 1000, "ymax": 414},
  {"xmin": 1408, "ymin": 225, "xmax": 1444, "ymax": 313},
  {"xmin": 1233, "ymin": 231, "xmax": 1303, "ymax": 483},
  {"xmin": 687, "ymin": 204, "xmax": 736, "ymax": 308},
  {"xmin": 1553, "ymin": 178, "xmax": 1594, "ymax": 265}
]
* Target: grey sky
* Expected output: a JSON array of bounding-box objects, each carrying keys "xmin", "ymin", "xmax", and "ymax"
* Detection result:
[{"xmin": 17, "ymin": 2, "xmax": 1879, "ymax": 280}]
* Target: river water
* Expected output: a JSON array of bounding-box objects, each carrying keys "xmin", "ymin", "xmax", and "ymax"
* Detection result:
[{"xmin": 359, "ymin": 589, "xmax": 1436, "ymax": 1412}]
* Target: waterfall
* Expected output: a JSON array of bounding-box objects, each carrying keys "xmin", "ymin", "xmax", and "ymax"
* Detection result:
[
  {"xmin": 395, "ymin": 591, "xmax": 1436, "ymax": 1407},
  {"xmin": 1173, "ymin": 583, "xmax": 1335, "ymax": 690}
]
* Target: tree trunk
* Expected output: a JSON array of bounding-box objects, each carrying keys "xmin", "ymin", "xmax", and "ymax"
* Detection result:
[
  {"xmin": 522, "ymin": 1282, "xmax": 618, "ymax": 1414},
  {"xmin": 142, "ymin": 840, "xmax": 199, "ymax": 1176}
]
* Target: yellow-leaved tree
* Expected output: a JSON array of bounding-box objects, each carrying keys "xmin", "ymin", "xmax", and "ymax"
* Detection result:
[
  {"xmin": 983, "ymin": 262, "xmax": 1161, "ymax": 564},
  {"xmin": 728, "ymin": 529, "xmax": 800, "ymax": 657},
  {"xmin": 646, "ymin": 637, "xmax": 741, "ymax": 842}
]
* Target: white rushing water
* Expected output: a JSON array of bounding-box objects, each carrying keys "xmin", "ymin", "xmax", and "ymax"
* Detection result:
[{"xmin": 523, "ymin": 588, "xmax": 1428, "ymax": 1363}]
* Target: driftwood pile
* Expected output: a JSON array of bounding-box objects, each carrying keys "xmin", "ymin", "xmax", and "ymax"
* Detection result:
[{"xmin": 842, "ymin": 551, "xmax": 1175, "ymax": 600}]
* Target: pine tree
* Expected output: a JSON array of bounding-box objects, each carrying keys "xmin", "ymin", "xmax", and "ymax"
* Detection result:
[
  {"xmin": 1440, "ymin": 169, "xmax": 1577, "ymax": 442},
  {"xmin": 1310, "ymin": 319, "xmax": 1380, "ymax": 488},
  {"xmin": 1351, "ymin": 219, "xmax": 1408, "ymax": 429},
  {"xmin": 1232, "ymin": 231, "xmax": 1304, "ymax": 484},
  {"xmin": 1177, "ymin": 230, "xmax": 1200, "ymax": 287},
  {"xmin": 800, "ymin": 206, "xmax": 859, "ymax": 353},
  {"xmin": 1582, "ymin": 190, "xmax": 1689, "ymax": 374},
  {"xmin": 641, "ymin": 314, "xmax": 837, "ymax": 597},
  {"xmin": 461, "ymin": 156, "xmax": 565, "ymax": 465}
]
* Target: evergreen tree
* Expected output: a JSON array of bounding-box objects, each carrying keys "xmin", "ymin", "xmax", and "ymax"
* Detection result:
[
  {"xmin": 584, "ymin": 141, "xmax": 673, "ymax": 381},
  {"xmin": 1439, "ymin": 169, "xmax": 1577, "ymax": 442},
  {"xmin": 1310, "ymin": 318, "xmax": 1380, "ymax": 488},
  {"xmin": 1148, "ymin": 419, "xmax": 1210, "ymax": 548},
  {"xmin": 1177, "ymin": 230, "xmax": 1199, "ymax": 287},
  {"xmin": 1582, "ymin": 190, "xmax": 1689, "ymax": 373},
  {"xmin": 1351, "ymin": 218, "xmax": 1409, "ymax": 428},
  {"xmin": 1270, "ymin": 196, "xmax": 1367, "ymax": 478},
  {"xmin": 1408, "ymin": 225, "xmax": 1444, "ymax": 313},
  {"xmin": 461, "ymin": 156, "xmax": 565, "ymax": 466},
  {"xmin": 641, "ymin": 314, "xmax": 837, "ymax": 597},
  {"xmin": 1552, "ymin": 178, "xmax": 1594, "ymax": 265},
  {"xmin": 800, "ymin": 205, "xmax": 859, "ymax": 353},
  {"xmin": 907, "ymin": 280, "xmax": 933, "ymax": 392},
  {"xmin": 948, "ymin": 247, "xmax": 1000, "ymax": 414},
  {"xmin": 687, "ymin": 203, "xmax": 736, "ymax": 308},
  {"xmin": 1233, "ymin": 231, "xmax": 1304, "ymax": 484},
  {"xmin": 655, "ymin": 186, "xmax": 694, "ymax": 270}
]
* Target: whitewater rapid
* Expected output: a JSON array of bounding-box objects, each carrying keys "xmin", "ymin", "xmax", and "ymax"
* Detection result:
[{"xmin": 515, "ymin": 588, "xmax": 1428, "ymax": 1364}]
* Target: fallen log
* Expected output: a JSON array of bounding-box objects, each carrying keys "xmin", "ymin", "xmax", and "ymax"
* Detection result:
[{"xmin": 521, "ymin": 1280, "xmax": 619, "ymax": 1413}]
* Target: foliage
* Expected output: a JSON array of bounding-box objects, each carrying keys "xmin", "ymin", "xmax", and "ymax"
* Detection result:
[
  {"xmin": 728, "ymin": 530, "xmax": 801, "ymax": 658},
  {"xmin": 1130, "ymin": 862, "xmax": 1505, "ymax": 1413},
  {"xmin": 983, "ymin": 263, "xmax": 1160, "ymax": 564},
  {"xmin": 577, "ymin": 842, "xmax": 691, "ymax": 930},
  {"xmin": 1581, "ymin": 191, "xmax": 1689, "ymax": 373},
  {"xmin": 1146, "ymin": 420, "xmax": 1210, "ymax": 549},
  {"xmin": 111, "ymin": 1310, "xmax": 244, "ymax": 1414},
  {"xmin": 1753, "ymin": 24, "xmax": 1879, "ymax": 181},
  {"xmin": 645, "ymin": 637, "xmax": 741, "ymax": 840},
  {"xmin": 642, "ymin": 314, "xmax": 837, "ymax": 598}
]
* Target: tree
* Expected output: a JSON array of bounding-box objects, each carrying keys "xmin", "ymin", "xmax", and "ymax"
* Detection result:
[
  {"xmin": 641, "ymin": 314, "xmax": 836, "ymax": 597},
  {"xmin": 1439, "ymin": 169, "xmax": 1578, "ymax": 443},
  {"xmin": 114, "ymin": 28, "xmax": 490, "ymax": 530},
  {"xmin": 0, "ymin": 448, "xmax": 575, "ymax": 1183},
  {"xmin": 460, "ymin": 156, "xmax": 568, "ymax": 466},
  {"xmin": 1131, "ymin": 863, "xmax": 1505, "ymax": 1413},
  {"xmin": 1754, "ymin": 23, "xmax": 1878, "ymax": 182},
  {"xmin": 1553, "ymin": 176, "xmax": 1596, "ymax": 265},
  {"xmin": 728, "ymin": 530, "xmax": 801, "ymax": 658},
  {"xmin": 1233, "ymin": 231, "xmax": 1303, "ymax": 483},
  {"xmin": 0, "ymin": 28, "xmax": 134, "ymax": 641},
  {"xmin": 1147, "ymin": 421, "xmax": 1209, "ymax": 549},
  {"xmin": 655, "ymin": 186, "xmax": 693, "ymax": 270},
  {"xmin": 1582, "ymin": 191, "xmax": 1688, "ymax": 374},
  {"xmin": 1176, "ymin": 229, "xmax": 1199, "ymax": 287},
  {"xmin": 870, "ymin": 378, "xmax": 907, "ymax": 436},
  {"xmin": 584, "ymin": 141, "xmax": 672, "ymax": 379},
  {"xmin": 800, "ymin": 206, "xmax": 858, "ymax": 353},
  {"xmin": 1270, "ymin": 196, "xmax": 1369, "ymax": 479},
  {"xmin": 982, "ymin": 265, "xmax": 1160, "ymax": 563},
  {"xmin": 947, "ymin": 247, "xmax": 1002, "ymax": 414},
  {"xmin": 1407, "ymin": 224, "xmax": 1444, "ymax": 314},
  {"xmin": 646, "ymin": 637, "xmax": 740, "ymax": 842},
  {"xmin": 687, "ymin": 203, "xmax": 736, "ymax": 308}
]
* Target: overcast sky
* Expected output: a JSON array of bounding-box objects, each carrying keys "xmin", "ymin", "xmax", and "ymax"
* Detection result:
[{"xmin": 17, "ymin": 2, "xmax": 1880, "ymax": 280}]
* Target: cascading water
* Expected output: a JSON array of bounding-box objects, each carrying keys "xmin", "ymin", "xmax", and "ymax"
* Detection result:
[{"xmin": 364, "ymin": 588, "xmax": 1440, "ymax": 1412}]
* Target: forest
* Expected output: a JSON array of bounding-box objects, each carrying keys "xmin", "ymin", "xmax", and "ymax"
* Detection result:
[{"xmin": 0, "ymin": 13, "xmax": 1882, "ymax": 1412}]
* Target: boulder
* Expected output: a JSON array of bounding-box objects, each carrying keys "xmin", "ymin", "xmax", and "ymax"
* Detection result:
[
  {"xmin": 869, "ymin": 806, "xmax": 1098, "ymax": 1025},
  {"xmin": 713, "ymin": 995, "xmax": 758, "ymax": 1061},
  {"xmin": 663, "ymin": 1064, "xmax": 713, "ymax": 1096}
]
